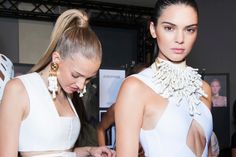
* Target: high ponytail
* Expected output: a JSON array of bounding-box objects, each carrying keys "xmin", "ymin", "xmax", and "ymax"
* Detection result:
[{"xmin": 30, "ymin": 9, "xmax": 101, "ymax": 72}]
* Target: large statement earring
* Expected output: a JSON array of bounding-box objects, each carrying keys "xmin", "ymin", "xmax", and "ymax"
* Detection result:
[
  {"xmin": 48, "ymin": 62, "xmax": 59, "ymax": 99},
  {"xmin": 78, "ymin": 86, "xmax": 86, "ymax": 97}
]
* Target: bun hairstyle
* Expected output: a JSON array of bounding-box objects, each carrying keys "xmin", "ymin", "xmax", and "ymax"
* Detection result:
[{"xmin": 31, "ymin": 9, "xmax": 102, "ymax": 72}]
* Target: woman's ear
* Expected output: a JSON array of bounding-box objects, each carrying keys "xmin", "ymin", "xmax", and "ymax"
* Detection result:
[
  {"xmin": 150, "ymin": 22, "xmax": 157, "ymax": 38},
  {"xmin": 52, "ymin": 51, "xmax": 61, "ymax": 64}
]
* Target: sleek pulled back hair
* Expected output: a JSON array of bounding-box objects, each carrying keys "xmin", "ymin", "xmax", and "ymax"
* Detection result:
[
  {"xmin": 151, "ymin": 0, "xmax": 199, "ymax": 26},
  {"xmin": 31, "ymin": 9, "xmax": 102, "ymax": 72}
]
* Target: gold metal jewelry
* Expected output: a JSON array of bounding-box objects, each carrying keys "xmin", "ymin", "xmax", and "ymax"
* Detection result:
[{"xmin": 48, "ymin": 62, "xmax": 59, "ymax": 99}]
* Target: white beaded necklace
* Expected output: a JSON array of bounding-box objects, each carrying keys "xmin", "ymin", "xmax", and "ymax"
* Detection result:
[{"xmin": 151, "ymin": 58, "xmax": 207, "ymax": 116}]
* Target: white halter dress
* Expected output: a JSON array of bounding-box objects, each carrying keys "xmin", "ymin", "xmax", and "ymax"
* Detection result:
[
  {"xmin": 133, "ymin": 59, "xmax": 213, "ymax": 157},
  {"xmin": 18, "ymin": 72, "xmax": 80, "ymax": 157}
]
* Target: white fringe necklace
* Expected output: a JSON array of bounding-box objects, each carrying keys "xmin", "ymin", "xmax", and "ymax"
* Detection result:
[{"xmin": 151, "ymin": 58, "xmax": 207, "ymax": 116}]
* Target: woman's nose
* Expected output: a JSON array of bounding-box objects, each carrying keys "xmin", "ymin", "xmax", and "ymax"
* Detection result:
[
  {"xmin": 76, "ymin": 78, "xmax": 86, "ymax": 90},
  {"xmin": 175, "ymin": 30, "xmax": 184, "ymax": 44}
]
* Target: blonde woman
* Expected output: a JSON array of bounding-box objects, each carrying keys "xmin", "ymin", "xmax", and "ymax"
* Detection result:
[{"xmin": 0, "ymin": 9, "xmax": 115, "ymax": 157}]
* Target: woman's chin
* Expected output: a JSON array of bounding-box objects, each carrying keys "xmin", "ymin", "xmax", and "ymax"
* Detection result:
[{"xmin": 63, "ymin": 87, "xmax": 75, "ymax": 94}]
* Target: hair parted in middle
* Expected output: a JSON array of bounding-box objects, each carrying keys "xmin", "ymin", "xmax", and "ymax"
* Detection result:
[{"xmin": 151, "ymin": 0, "xmax": 199, "ymax": 26}]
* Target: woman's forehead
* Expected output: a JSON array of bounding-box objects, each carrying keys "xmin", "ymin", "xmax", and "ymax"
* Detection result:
[
  {"xmin": 63, "ymin": 53, "xmax": 100, "ymax": 76},
  {"xmin": 158, "ymin": 4, "xmax": 198, "ymax": 25}
]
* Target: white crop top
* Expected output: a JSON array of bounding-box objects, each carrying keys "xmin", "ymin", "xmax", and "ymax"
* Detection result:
[
  {"xmin": 18, "ymin": 72, "xmax": 80, "ymax": 152},
  {"xmin": 134, "ymin": 65, "xmax": 213, "ymax": 157}
]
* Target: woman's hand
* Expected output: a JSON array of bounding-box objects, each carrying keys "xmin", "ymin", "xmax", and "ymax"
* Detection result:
[
  {"xmin": 89, "ymin": 146, "xmax": 116, "ymax": 157},
  {"xmin": 74, "ymin": 146, "xmax": 116, "ymax": 157}
]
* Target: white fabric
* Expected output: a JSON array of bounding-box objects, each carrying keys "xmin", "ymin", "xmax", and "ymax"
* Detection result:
[
  {"xmin": 29, "ymin": 151, "xmax": 76, "ymax": 157},
  {"xmin": 18, "ymin": 72, "xmax": 80, "ymax": 152},
  {"xmin": 133, "ymin": 65, "xmax": 213, "ymax": 157},
  {"xmin": 0, "ymin": 54, "xmax": 14, "ymax": 100}
]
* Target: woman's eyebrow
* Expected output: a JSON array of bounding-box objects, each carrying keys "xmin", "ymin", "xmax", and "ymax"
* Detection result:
[{"xmin": 161, "ymin": 22, "xmax": 198, "ymax": 28}]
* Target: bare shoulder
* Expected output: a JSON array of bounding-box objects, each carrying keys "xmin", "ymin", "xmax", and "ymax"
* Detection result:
[
  {"xmin": 4, "ymin": 78, "xmax": 26, "ymax": 95},
  {"xmin": 115, "ymin": 75, "xmax": 146, "ymax": 137},
  {"xmin": 201, "ymin": 80, "xmax": 212, "ymax": 109},
  {"xmin": 118, "ymin": 76, "xmax": 147, "ymax": 100},
  {"xmin": 120, "ymin": 76, "xmax": 146, "ymax": 92},
  {"xmin": 115, "ymin": 76, "xmax": 147, "ymax": 109},
  {"xmin": 1, "ymin": 78, "xmax": 29, "ymax": 117}
]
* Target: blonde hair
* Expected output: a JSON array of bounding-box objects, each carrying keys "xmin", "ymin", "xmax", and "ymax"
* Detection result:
[{"xmin": 30, "ymin": 9, "xmax": 102, "ymax": 72}]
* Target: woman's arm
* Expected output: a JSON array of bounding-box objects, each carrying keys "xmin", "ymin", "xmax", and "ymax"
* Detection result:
[
  {"xmin": 208, "ymin": 140, "xmax": 212, "ymax": 157},
  {"xmin": 232, "ymin": 148, "xmax": 236, "ymax": 157},
  {"xmin": 0, "ymin": 79, "xmax": 28, "ymax": 157},
  {"xmin": 201, "ymin": 80, "xmax": 212, "ymax": 110},
  {"xmin": 203, "ymin": 81, "xmax": 218, "ymax": 157},
  {"xmin": 115, "ymin": 77, "xmax": 144, "ymax": 157},
  {"xmin": 97, "ymin": 104, "xmax": 115, "ymax": 146}
]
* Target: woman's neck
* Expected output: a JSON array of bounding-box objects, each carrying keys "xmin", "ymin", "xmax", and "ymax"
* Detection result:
[
  {"xmin": 39, "ymin": 65, "xmax": 50, "ymax": 82},
  {"xmin": 157, "ymin": 57, "xmax": 187, "ymax": 69}
]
